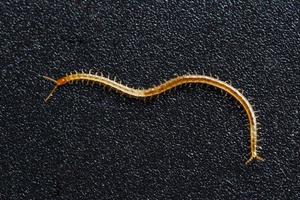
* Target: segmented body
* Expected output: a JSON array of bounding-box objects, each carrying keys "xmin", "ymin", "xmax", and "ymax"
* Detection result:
[{"xmin": 43, "ymin": 70, "xmax": 263, "ymax": 164}]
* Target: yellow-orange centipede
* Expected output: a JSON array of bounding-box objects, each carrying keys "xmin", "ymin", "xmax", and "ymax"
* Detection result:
[{"xmin": 43, "ymin": 70, "xmax": 263, "ymax": 164}]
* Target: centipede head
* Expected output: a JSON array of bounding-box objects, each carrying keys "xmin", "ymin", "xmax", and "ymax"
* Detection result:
[{"xmin": 43, "ymin": 76, "xmax": 59, "ymax": 103}]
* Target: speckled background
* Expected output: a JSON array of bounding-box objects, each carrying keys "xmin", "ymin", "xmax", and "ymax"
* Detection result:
[{"xmin": 0, "ymin": 1, "xmax": 299, "ymax": 199}]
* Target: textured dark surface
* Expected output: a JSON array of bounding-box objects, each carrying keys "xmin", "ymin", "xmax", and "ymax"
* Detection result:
[{"xmin": 0, "ymin": 1, "xmax": 299, "ymax": 199}]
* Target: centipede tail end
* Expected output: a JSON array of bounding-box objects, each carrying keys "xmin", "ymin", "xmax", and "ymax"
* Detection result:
[{"xmin": 245, "ymin": 155, "xmax": 264, "ymax": 165}]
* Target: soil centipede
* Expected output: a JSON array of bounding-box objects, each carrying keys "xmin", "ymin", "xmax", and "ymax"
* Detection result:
[{"xmin": 43, "ymin": 70, "xmax": 263, "ymax": 164}]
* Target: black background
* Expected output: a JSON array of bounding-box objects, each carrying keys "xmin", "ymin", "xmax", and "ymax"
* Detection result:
[{"xmin": 0, "ymin": 1, "xmax": 299, "ymax": 199}]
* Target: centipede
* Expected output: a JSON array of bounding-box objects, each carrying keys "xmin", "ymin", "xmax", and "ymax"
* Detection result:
[{"xmin": 43, "ymin": 70, "xmax": 263, "ymax": 164}]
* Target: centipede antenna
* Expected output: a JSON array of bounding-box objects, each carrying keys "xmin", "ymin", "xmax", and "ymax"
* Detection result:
[
  {"xmin": 43, "ymin": 76, "xmax": 57, "ymax": 84},
  {"xmin": 44, "ymin": 85, "xmax": 59, "ymax": 103}
]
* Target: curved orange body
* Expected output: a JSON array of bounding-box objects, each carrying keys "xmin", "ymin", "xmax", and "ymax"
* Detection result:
[{"xmin": 43, "ymin": 71, "xmax": 263, "ymax": 164}]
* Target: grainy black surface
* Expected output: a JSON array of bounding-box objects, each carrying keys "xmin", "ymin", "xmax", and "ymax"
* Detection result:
[{"xmin": 0, "ymin": 1, "xmax": 299, "ymax": 199}]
